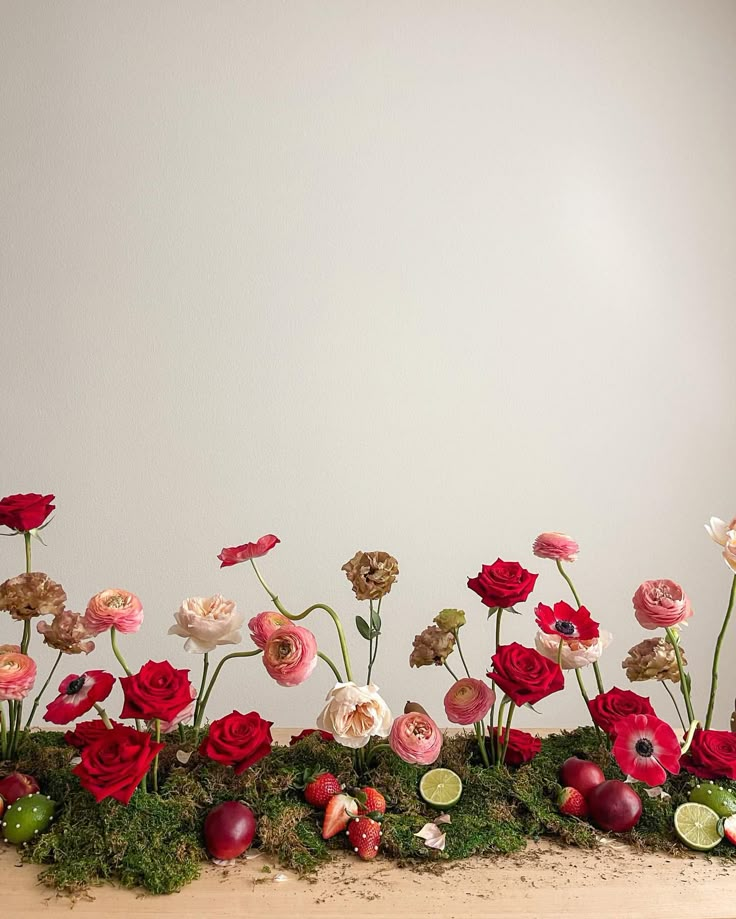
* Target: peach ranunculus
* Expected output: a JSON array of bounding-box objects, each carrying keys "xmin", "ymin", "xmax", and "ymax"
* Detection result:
[
  {"xmin": 0, "ymin": 648, "xmax": 37, "ymax": 700},
  {"xmin": 444, "ymin": 678, "xmax": 495, "ymax": 725},
  {"xmin": 632, "ymin": 580, "xmax": 692, "ymax": 631},
  {"xmin": 535, "ymin": 628, "xmax": 612, "ymax": 670},
  {"xmin": 248, "ymin": 611, "xmax": 290, "ymax": 649},
  {"xmin": 262, "ymin": 624, "xmax": 318, "ymax": 687},
  {"xmin": 532, "ymin": 532, "xmax": 580, "ymax": 563},
  {"xmin": 316, "ymin": 682, "xmax": 392, "ymax": 749},
  {"xmin": 389, "ymin": 711, "xmax": 443, "ymax": 765},
  {"xmin": 169, "ymin": 594, "xmax": 244, "ymax": 654},
  {"xmin": 84, "ymin": 589, "xmax": 144, "ymax": 635}
]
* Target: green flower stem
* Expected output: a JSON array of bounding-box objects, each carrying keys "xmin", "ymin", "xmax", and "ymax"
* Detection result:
[
  {"xmin": 367, "ymin": 598, "xmax": 382, "ymax": 683},
  {"xmin": 488, "ymin": 609, "xmax": 504, "ymax": 765},
  {"xmin": 495, "ymin": 698, "xmax": 507, "ymax": 764},
  {"xmin": 662, "ymin": 680, "xmax": 687, "ymax": 732},
  {"xmin": 250, "ymin": 559, "xmax": 354, "ymax": 682},
  {"xmin": 443, "ymin": 660, "xmax": 460, "ymax": 682},
  {"xmin": 195, "ymin": 650, "xmax": 263, "ymax": 730},
  {"xmin": 454, "ymin": 631, "xmax": 472, "ymax": 678},
  {"xmin": 152, "ymin": 720, "xmax": 161, "ymax": 793},
  {"xmin": 557, "ymin": 638, "xmax": 564, "ymax": 667},
  {"xmin": 705, "ymin": 574, "xmax": 736, "ymax": 730},
  {"xmin": 7, "ymin": 701, "xmax": 23, "ymax": 760},
  {"xmin": 1, "ymin": 703, "xmax": 7, "ymax": 759},
  {"xmin": 193, "ymin": 653, "xmax": 210, "ymax": 728},
  {"xmin": 495, "ymin": 608, "xmax": 503, "ymax": 650},
  {"xmin": 366, "ymin": 742, "xmax": 391, "ymax": 767},
  {"xmin": 555, "ymin": 559, "xmax": 605, "ymax": 695},
  {"xmin": 680, "ymin": 719, "xmax": 700, "ymax": 755},
  {"xmin": 591, "ymin": 662, "xmax": 605, "ymax": 696},
  {"xmin": 93, "ymin": 703, "xmax": 113, "ymax": 729},
  {"xmin": 574, "ymin": 668, "xmax": 604, "ymax": 744},
  {"xmin": 666, "ymin": 627, "xmax": 695, "ymax": 724},
  {"xmin": 499, "ymin": 702, "xmax": 516, "ymax": 766},
  {"xmin": 24, "ymin": 650, "xmax": 63, "ymax": 729},
  {"xmin": 24, "ymin": 530, "xmax": 32, "ymax": 573},
  {"xmin": 20, "ymin": 620, "xmax": 31, "ymax": 656},
  {"xmin": 110, "ymin": 627, "xmax": 141, "ymax": 731},
  {"xmin": 475, "ymin": 720, "xmax": 491, "ymax": 768},
  {"xmin": 318, "ymin": 651, "xmax": 343, "ymax": 682},
  {"xmin": 367, "ymin": 600, "xmax": 374, "ymax": 683}
]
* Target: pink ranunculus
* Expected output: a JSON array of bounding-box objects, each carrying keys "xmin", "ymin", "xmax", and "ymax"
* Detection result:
[
  {"xmin": 389, "ymin": 712, "xmax": 443, "ymax": 765},
  {"xmin": 444, "ymin": 678, "xmax": 495, "ymax": 725},
  {"xmin": 632, "ymin": 580, "xmax": 692, "ymax": 631},
  {"xmin": 84, "ymin": 588, "xmax": 144, "ymax": 635},
  {"xmin": 0, "ymin": 649, "xmax": 37, "ymax": 701},
  {"xmin": 532, "ymin": 532, "xmax": 580, "ymax": 563},
  {"xmin": 248, "ymin": 611, "xmax": 290, "ymax": 649},
  {"xmin": 262, "ymin": 624, "xmax": 318, "ymax": 687}
]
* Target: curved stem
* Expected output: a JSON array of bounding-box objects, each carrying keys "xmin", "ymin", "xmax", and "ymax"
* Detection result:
[
  {"xmin": 556, "ymin": 559, "xmax": 582, "ymax": 607},
  {"xmin": 366, "ymin": 742, "xmax": 391, "ymax": 767},
  {"xmin": 24, "ymin": 530, "xmax": 32, "ymax": 573},
  {"xmin": 705, "ymin": 574, "xmax": 736, "ymax": 729},
  {"xmin": 195, "ymin": 649, "xmax": 263, "ymax": 729},
  {"xmin": 499, "ymin": 702, "xmax": 516, "ymax": 766},
  {"xmin": 318, "ymin": 651, "xmax": 343, "ymax": 682},
  {"xmin": 443, "ymin": 660, "xmax": 460, "ymax": 682},
  {"xmin": 666, "ymin": 627, "xmax": 695, "ymax": 724},
  {"xmin": 662, "ymin": 680, "xmax": 687, "ymax": 732},
  {"xmin": 475, "ymin": 720, "xmax": 490, "ymax": 768},
  {"xmin": 193, "ymin": 653, "xmax": 209, "ymax": 728},
  {"xmin": 680, "ymin": 719, "xmax": 700, "ymax": 755},
  {"xmin": 455, "ymin": 631, "xmax": 472, "ymax": 678},
  {"xmin": 110, "ymin": 627, "xmax": 133, "ymax": 676},
  {"xmin": 24, "ymin": 650, "xmax": 63, "ymax": 729},
  {"xmin": 93, "ymin": 702, "xmax": 113, "ymax": 729}
]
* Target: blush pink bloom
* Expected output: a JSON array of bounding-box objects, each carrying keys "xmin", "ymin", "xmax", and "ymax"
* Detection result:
[
  {"xmin": 218, "ymin": 534, "xmax": 280, "ymax": 568},
  {"xmin": 389, "ymin": 712, "xmax": 443, "ymax": 765},
  {"xmin": 316, "ymin": 682, "xmax": 392, "ymax": 749},
  {"xmin": 169, "ymin": 594, "xmax": 244, "ymax": 654},
  {"xmin": 84, "ymin": 588, "xmax": 144, "ymax": 635},
  {"xmin": 444, "ymin": 678, "xmax": 495, "ymax": 725},
  {"xmin": 262, "ymin": 624, "xmax": 318, "ymax": 687},
  {"xmin": 532, "ymin": 532, "xmax": 580, "ymax": 563},
  {"xmin": 632, "ymin": 580, "xmax": 692, "ymax": 630},
  {"xmin": 248, "ymin": 611, "xmax": 290, "ymax": 649},
  {"xmin": 0, "ymin": 648, "xmax": 36, "ymax": 701}
]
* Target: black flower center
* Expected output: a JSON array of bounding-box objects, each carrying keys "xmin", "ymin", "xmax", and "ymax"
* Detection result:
[
  {"xmin": 554, "ymin": 620, "xmax": 576, "ymax": 636},
  {"xmin": 66, "ymin": 675, "xmax": 86, "ymax": 695},
  {"xmin": 635, "ymin": 738, "xmax": 654, "ymax": 757}
]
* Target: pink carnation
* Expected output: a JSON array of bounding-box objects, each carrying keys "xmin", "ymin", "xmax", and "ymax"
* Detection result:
[
  {"xmin": 262, "ymin": 624, "xmax": 318, "ymax": 687},
  {"xmin": 84, "ymin": 588, "xmax": 144, "ymax": 635},
  {"xmin": 0, "ymin": 648, "xmax": 37, "ymax": 701},
  {"xmin": 632, "ymin": 580, "xmax": 692, "ymax": 630},
  {"xmin": 389, "ymin": 711, "xmax": 443, "ymax": 765},
  {"xmin": 532, "ymin": 532, "xmax": 580, "ymax": 562},
  {"xmin": 444, "ymin": 678, "xmax": 495, "ymax": 725},
  {"xmin": 248, "ymin": 611, "xmax": 290, "ymax": 649}
]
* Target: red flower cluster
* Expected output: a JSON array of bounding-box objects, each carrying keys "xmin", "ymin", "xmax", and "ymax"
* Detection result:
[
  {"xmin": 0, "ymin": 493, "xmax": 55, "ymax": 531},
  {"xmin": 199, "ymin": 710, "xmax": 274, "ymax": 773},
  {"xmin": 487, "ymin": 642, "xmax": 564, "ymax": 707},
  {"xmin": 64, "ymin": 718, "xmax": 123, "ymax": 749},
  {"xmin": 467, "ymin": 559, "xmax": 537, "ymax": 610},
  {"xmin": 120, "ymin": 661, "xmax": 194, "ymax": 723},
  {"xmin": 490, "ymin": 727, "xmax": 541, "ymax": 765},
  {"xmin": 72, "ymin": 724, "xmax": 164, "ymax": 804},
  {"xmin": 587, "ymin": 687, "xmax": 656, "ymax": 736},
  {"xmin": 682, "ymin": 729, "xmax": 736, "ymax": 781}
]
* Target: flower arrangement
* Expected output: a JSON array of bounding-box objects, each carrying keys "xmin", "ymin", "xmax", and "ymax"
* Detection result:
[{"xmin": 3, "ymin": 494, "xmax": 736, "ymax": 895}]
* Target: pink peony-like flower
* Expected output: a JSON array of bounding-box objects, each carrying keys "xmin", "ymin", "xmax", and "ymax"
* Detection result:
[
  {"xmin": 84, "ymin": 588, "xmax": 143, "ymax": 635},
  {"xmin": 262, "ymin": 624, "xmax": 318, "ymax": 687},
  {"xmin": 444, "ymin": 678, "xmax": 495, "ymax": 725},
  {"xmin": 169, "ymin": 594, "xmax": 243, "ymax": 654},
  {"xmin": 248, "ymin": 611, "xmax": 290, "ymax": 649},
  {"xmin": 632, "ymin": 580, "xmax": 692, "ymax": 630},
  {"xmin": 0, "ymin": 648, "xmax": 36, "ymax": 701},
  {"xmin": 218, "ymin": 535, "xmax": 280, "ymax": 568},
  {"xmin": 532, "ymin": 532, "xmax": 580, "ymax": 563},
  {"xmin": 389, "ymin": 711, "xmax": 443, "ymax": 765},
  {"xmin": 316, "ymin": 682, "xmax": 392, "ymax": 749}
]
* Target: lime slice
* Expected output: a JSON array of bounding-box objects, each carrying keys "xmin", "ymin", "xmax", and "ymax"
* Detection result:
[
  {"xmin": 674, "ymin": 802, "xmax": 723, "ymax": 851},
  {"xmin": 419, "ymin": 768, "xmax": 463, "ymax": 808},
  {"xmin": 689, "ymin": 782, "xmax": 736, "ymax": 818}
]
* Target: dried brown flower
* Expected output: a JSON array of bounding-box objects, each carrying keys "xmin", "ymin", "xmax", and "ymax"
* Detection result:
[
  {"xmin": 0, "ymin": 572, "xmax": 67, "ymax": 621},
  {"xmin": 37, "ymin": 609, "xmax": 95, "ymax": 655},
  {"xmin": 622, "ymin": 636, "xmax": 686, "ymax": 684},
  {"xmin": 409, "ymin": 625, "xmax": 455, "ymax": 668},
  {"xmin": 342, "ymin": 550, "xmax": 399, "ymax": 601}
]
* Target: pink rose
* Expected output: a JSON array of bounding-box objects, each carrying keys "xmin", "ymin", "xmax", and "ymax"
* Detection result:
[
  {"xmin": 84, "ymin": 588, "xmax": 144, "ymax": 635},
  {"xmin": 262, "ymin": 625, "xmax": 318, "ymax": 687},
  {"xmin": 632, "ymin": 580, "xmax": 692, "ymax": 630},
  {"xmin": 248, "ymin": 611, "xmax": 289, "ymax": 649},
  {"xmin": 444, "ymin": 678, "xmax": 495, "ymax": 725},
  {"xmin": 0, "ymin": 648, "xmax": 37, "ymax": 701},
  {"xmin": 389, "ymin": 712, "xmax": 443, "ymax": 765},
  {"xmin": 532, "ymin": 532, "xmax": 579, "ymax": 563}
]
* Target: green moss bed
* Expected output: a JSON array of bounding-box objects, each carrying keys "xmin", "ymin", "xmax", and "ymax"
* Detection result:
[{"xmin": 7, "ymin": 728, "xmax": 735, "ymax": 896}]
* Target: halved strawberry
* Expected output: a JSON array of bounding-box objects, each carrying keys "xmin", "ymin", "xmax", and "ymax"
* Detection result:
[
  {"xmin": 722, "ymin": 814, "xmax": 736, "ymax": 846},
  {"xmin": 304, "ymin": 772, "xmax": 342, "ymax": 808},
  {"xmin": 558, "ymin": 786, "xmax": 588, "ymax": 818},
  {"xmin": 322, "ymin": 793, "xmax": 358, "ymax": 839},
  {"xmin": 357, "ymin": 786, "xmax": 386, "ymax": 815},
  {"xmin": 347, "ymin": 815, "xmax": 382, "ymax": 860}
]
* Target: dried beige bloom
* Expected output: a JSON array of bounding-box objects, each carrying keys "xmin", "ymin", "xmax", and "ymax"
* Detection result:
[
  {"xmin": 622, "ymin": 636, "xmax": 686, "ymax": 684},
  {"xmin": 37, "ymin": 609, "xmax": 95, "ymax": 654},
  {"xmin": 342, "ymin": 550, "xmax": 399, "ymax": 601},
  {"xmin": 409, "ymin": 625, "xmax": 455, "ymax": 668},
  {"xmin": 0, "ymin": 572, "xmax": 67, "ymax": 621}
]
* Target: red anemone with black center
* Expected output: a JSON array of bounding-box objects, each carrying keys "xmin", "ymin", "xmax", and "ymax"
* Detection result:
[
  {"xmin": 611, "ymin": 713, "xmax": 682, "ymax": 786},
  {"xmin": 534, "ymin": 600, "xmax": 600, "ymax": 641},
  {"xmin": 43, "ymin": 670, "xmax": 115, "ymax": 725}
]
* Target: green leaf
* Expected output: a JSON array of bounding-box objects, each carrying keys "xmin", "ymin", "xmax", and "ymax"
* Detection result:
[
  {"xmin": 370, "ymin": 609, "xmax": 382, "ymax": 634},
  {"xmin": 355, "ymin": 615, "xmax": 372, "ymax": 641},
  {"xmin": 486, "ymin": 606, "xmax": 500, "ymax": 620}
]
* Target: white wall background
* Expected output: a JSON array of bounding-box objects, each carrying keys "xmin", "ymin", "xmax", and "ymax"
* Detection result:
[{"xmin": 1, "ymin": 1, "xmax": 735, "ymax": 732}]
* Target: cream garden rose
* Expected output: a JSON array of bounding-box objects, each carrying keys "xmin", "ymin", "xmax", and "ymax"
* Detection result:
[
  {"xmin": 316, "ymin": 682, "xmax": 392, "ymax": 749},
  {"xmin": 169, "ymin": 594, "xmax": 244, "ymax": 653},
  {"xmin": 535, "ymin": 628, "xmax": 612, "ymax": 670}
]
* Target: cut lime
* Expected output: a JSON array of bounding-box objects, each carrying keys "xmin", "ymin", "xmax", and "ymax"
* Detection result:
[
  {"xmin": 689, "ymin": 782, "xmax": 736, "ymax": 818},
  {"xmin": 419, "ymin": 768, "xmax": 463, "ymax": 808},
  {"xmin": 674, "ymin": 802, "xmax": 723, "ymax": 851}
]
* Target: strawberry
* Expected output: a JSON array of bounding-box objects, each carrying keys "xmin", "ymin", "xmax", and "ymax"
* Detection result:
[
  {"xmin": 558, "ymin": 786, "xmax": 588, "ymax": 818},
  {"xmin": 304, "ymin": 772, "xmax": 342, "ymax": 808},
  {"xmin": 357, "ymin": 786, "xmax": 386, "ymax": 815},
  {"xmin": 322, "ymin": 793, "xmax": 358, "ymax": 839},
  {"xmin": 347, "ymin": 815, "xmax": 382, "ymax": 860},
  {"xmin": 723, "ymin": 815, "xmax": 736, "ymax": 846}
]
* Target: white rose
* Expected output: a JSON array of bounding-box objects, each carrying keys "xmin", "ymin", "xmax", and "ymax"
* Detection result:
[
  {"xmin": 316, "ymin": 682, "xmax": 392, "ymax": 749},
  {"xmin": 535, "ymin": 629, "xmax": 612, "ymax": 670},
  {"xmin": 168, "ymin": 594, "xmax": 244, "ymax": 654}
]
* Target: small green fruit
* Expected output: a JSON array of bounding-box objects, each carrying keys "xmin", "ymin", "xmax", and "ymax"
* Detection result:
[
  {"xmin": 689, "ymin": 782, "xmax": 736, "ymax": 819},
  {"xmin": 2, "ymin": 793, "xmax": 56, "ymax": 845}
]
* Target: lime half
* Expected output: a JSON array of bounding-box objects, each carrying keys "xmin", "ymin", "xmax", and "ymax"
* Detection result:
[
  {"xmin": 419, "ymin": 768, "xmax": 463, "ymax": 808},
  {"xmin": 674, "ymin": 802, "xmax": 723, "ymax": 851},
  {"xmin": 689, "ymin": 782, "xmax": 736, "ymax": 818}
]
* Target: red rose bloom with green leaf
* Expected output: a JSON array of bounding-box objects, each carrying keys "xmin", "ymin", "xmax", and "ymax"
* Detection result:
[
  {"xmin": 72, "ymin": 724, "xmax": 163, "ymax": 804},
  {"xmin": 199, "ymin": 710, "xmax": 273, "ymax": 774},
  {"xmin": 487, "ymin": 643, "xmax": 564, "ymax": 706},
  {"xmin": 467, "ymin": 559, "xmax": 538, "ymax": 610}
]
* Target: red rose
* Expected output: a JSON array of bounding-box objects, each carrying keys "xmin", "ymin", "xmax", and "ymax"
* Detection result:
[
  {"xmin": 289, "ymin": 728, "xmax": 334, "ymax": 746},
  {"xmin": 682, "ymin": 728, "xmax": 736, "ymax": 781},
  {"xmin": 72, "ymin": 724, "xmax": 163, "ymax": 804},
  {"xmin": 199, "ymin": 710, "xmax": 273, "ymax": 774},
  {"xmin": 468, "ymin": 559, "xmax": 538, "ymax": 609},
  {"xmin": 218, "ymin": 535, "xmax": 280, "ymax": 568},
  {"xmin": 587, "ymin": 687, "xmax": 656, "ymax": 736},
  {"xmin": 64, "ymin": 718, "xmax": 123, "ymax": 749},
  {"xmin": 120, "ymin": 660, "xmax": 194, "ymax": 723},
  {"xmin": 0, "ymin": 493, "xmax": 55, "ymax": 532},
  {"xmin": 491, "ymin": 726, "xmax": 542, "ymax": 765},
  {"xmin": 487, "ymin": 642, "xmax": 564, "ymax": 706}
]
